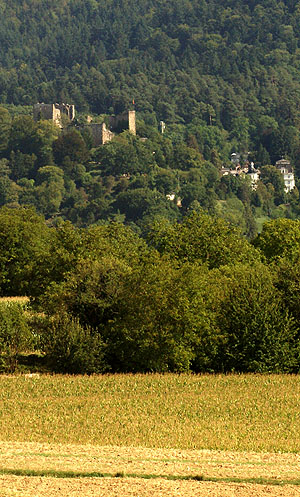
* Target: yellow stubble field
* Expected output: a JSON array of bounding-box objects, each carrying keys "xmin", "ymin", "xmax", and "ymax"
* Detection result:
[{"xmin": 0, "ymin": 374, "xmax": 300, "ymax": 496}]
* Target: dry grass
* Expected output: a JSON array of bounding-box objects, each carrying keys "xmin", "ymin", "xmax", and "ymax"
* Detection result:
[
  {"xmin": 0, "ymin": 374, "xmax": 299, "ymax": 452},
  {"xmin": 1, "ymin": 375, "xmax": 300, "ymax": 496},
  {"xmin": 0, "ymin": 442, "xmax": 300, "ymax": 480},
  {"xmin": 1, "ymin": 475, "xmax": 300, "ymax": 497},
  {"xmin": 0, "ymin": 443, "xmax": 300, "ymax": 497},
  {"xmin": 2, "ymin": 474, "xmax": 299, "ymax": 497}
]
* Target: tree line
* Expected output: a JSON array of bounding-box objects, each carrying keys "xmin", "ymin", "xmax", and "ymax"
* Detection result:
[{"xmin": 0, "ymin": 206, "xmax": 299, "ymax": 374}]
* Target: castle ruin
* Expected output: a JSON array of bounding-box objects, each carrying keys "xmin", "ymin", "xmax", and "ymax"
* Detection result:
[
  {"xmin": 109, "ymin": 110, "xmax": 136, "ymax": 136},
  {"xmin": 33, "ymin": 103, "xmax": 136, "ymax": 146},
  {"xmin": 86, "ymin": 122, "xmax": 115, "ymax": 147},
  {"xmin": 33, "ymin": 103, "xmax": 75, "ymax": 127},
  {"xmin": 82, "ymin": 110, "xmax": 136, "ymax": 145}
]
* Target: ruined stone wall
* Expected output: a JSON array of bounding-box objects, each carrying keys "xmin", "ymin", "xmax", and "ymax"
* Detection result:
[
  {"xmin": 84, "ymin": 110, "xmax": 135, "ymax": 147},
  {"xmin": 85, "ymin": 123, "xmax": 114, "ymax": 146},
  {"xmin": 52, "ymin": 106, "xmax": 62, "ymax": 127},
  {"xmin": 34, "ymin": 105, "xmax": 135, "ymax": 146},
  {"xmin": 59, "ymin": 103, "xmax": 75, "ymax": 121},
  {"xmin": 33, "ymin": 103, "xmax": 75, "ymax": 127},
  {"xmin": 82, "ymin": 122, "xmax": 115, "ymax": 146},
  {"xmin": 109, "ymin": 110, "xmax": 136, "ymax": 135},
  {"xmin": 101, "ymin": 123, "xmax": 115, "ymax": 144}
]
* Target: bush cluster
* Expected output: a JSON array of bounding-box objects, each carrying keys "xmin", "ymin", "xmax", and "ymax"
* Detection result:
[
  {"xmin": 1, "ymin": 208, "xmax": 299, "ymax": 374},
  {"xmin": 0, "ymin": 301, "xmax": 33, "ymax": 372}
]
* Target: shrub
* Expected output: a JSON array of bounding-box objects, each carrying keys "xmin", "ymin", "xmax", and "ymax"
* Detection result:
[
  {"xmin": 0, "ymin": 301, "xmax": 33, "ymax": 372},
  {"xmin": 40, "ymin": 313, "xmax": 107, "ymax": 374},
  {"xmin": 214, "ymin": 263, "xmax": 299, "ymax": 373}
]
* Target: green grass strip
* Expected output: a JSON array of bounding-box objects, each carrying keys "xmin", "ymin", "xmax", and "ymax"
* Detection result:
[
  {"xmin": 208, "ymin": 476, "xmax": 300, "ymax": 486},
  {"xmin": 1, "ymin": 468, "xmax": 300, "ymax": 486}
]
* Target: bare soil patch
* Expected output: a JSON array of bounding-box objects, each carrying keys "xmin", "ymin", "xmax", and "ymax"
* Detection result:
[{"xmin": 0, "ymin": 442, "xmax": 299, "ymax": 496}]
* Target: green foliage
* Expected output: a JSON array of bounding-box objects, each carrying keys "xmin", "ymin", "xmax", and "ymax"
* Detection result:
[
  {"xmin": 0, "ymin": 301, "xmax": 33, "ymax": 372},
  {"xmin": 93, "ymin": 132, "xmax": 155, "ymax": 176},
  {"xmin": 274, "ymin": 258, "xmax": 300, "ymax": 339},
  {"xmin": 9, "ymin": 151, "xmax": 37, "ymax": 180},
  {"xmin": 39, "ymin": 256, "xmax": 132, "ymax": 329},
  {"xmin": 0, "ymin": 108, "xmax": 296, "ymax": 232},
  {"xmin": 152, "ymin": 167, "xmax": 178, "ymax": 195},
  {"xmin": 113, "ymin": 187, "xmax": 178, "ymax": 225},
  {"xmin": 260, "ymin": 165, "xmax": 286, "ymax": 205},
  {"xmin": 104, "ymin": 259, "xmax": 210, "ymax": 373},
  {"xmin": 53, "ymin": 129, "xmax": 89, "ymax": 167},
  {"xmin": 40, "ymin": 313, "xmax": 106, "ymax": 374},
  {"xmin": 1, "ymin": 0, "xmax": 300, "ymax": 156},
  {"xmin": 32, "ymin": 221, "xmax": 150, "ymax": 311},
  {"xmin": 7, "ymin": 117, "xmax": 57, "ymax": 171},
  {"xmin": 3, "ymin": 1, "xmax": 300, "ymax": 374},
  {"xmin": 0, "ymin": 206, "xmax": 51, "ymax": 296},
  {"xmin": 253, "ymin": 218, "xmax": 300, "ymax": 262},
  {"xmin": 0, "ymin": 206, "xmax": 298, "ymax": 374},
  {"xmin": 36, "ymin": 165, "xmax": 65, "ymax": 215},
  {"xmin": 0, "ymin": 180, "xmax": 298, "ymax": 375},
  {"xmin": 29, "ymin": 220, "xmax": 84, "ymax": 299},
  {"xmin": 148, "ymin": 211, "xmax": 260, "ymax": 268},
  {"xmin": 216, "ymin": 197, "xmax": 252, "ymax": 235},
  {"xmin": 212, "ymin": 263, "xmax": 298, "ymax": 373},
  {"xmin": 0, "ymin": 107, "xmax": 11, "ymax": 154}
]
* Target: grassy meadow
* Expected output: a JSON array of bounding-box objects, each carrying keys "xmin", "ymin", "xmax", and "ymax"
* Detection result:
[{"xmin": 0, "ymin": 374, "xmax": 299, "ymax": 453}]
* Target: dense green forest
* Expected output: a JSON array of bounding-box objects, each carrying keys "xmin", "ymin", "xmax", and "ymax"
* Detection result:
[{"xmin": 2, "ymin": 0, "xmax": 300, "ymax": 143}]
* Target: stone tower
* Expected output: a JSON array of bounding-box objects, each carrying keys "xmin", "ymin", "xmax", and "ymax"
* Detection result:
[{"xmin": 109, "ymin": 110, "xmax": 136, "ymax": 135}]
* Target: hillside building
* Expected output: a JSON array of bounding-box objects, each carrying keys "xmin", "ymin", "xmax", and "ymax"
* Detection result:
[
  {"xmin": 33, "ymin": 103, "xmax": 136, "ymax": 146},
  {"xmin": 275, "ymin": 159, "xmax": 295, "ymax": 193},
  {"xmin": 33, "ymin": 103, "xmax": 75, "ymax": 127},
  {"xmin": 246, "ymin": 162, "xmax": 260, "ymax": 190},
  {"xmin": 82, "ymin": 110, "xmax": 136, "ymax": 146}
]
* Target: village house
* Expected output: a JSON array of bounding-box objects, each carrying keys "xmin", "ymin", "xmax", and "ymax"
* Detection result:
[
  {"xmin": 220, "ymin": 164, "xmax": 249, "ymax": 178},
  {"xmin": 246, "ymin": 162, "xmax": 260, "ymax": 190},
  {"xmin": 222, "ymin": 153, "xmax": 296, "ymax": 193},
  {"xmin": 275, "ymin": 158, "xmax": 295, "ymax": 193}
]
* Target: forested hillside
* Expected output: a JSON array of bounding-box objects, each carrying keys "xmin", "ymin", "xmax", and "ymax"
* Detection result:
[
  {"xmin": 1, "ymin": 0, "xmax": 300, "ymax": 230},
  {"xmin": 1, "ymin": 0, "xmax": 300, "ymax": 158}
]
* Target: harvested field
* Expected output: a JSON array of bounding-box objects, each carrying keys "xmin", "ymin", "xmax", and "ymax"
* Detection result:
[
  {"xmin": 1, "ymin": 442, "xmax": 300, "ymax": 480},
  {"xmin": 1, "ymin": 474, "xmax": 299, "ymax": 497},
  {"xmin": 0, "ymin": 374, "xmax": 299, "ymax": 495},
  {"xmin": 0, "ymin": 443, "xmax": 300, "ymax": 496}
]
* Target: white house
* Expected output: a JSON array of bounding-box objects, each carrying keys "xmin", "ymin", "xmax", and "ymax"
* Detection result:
[
  {"xmin": 246, "ymin": 162, "xmax": 260, "ymax": 190},
  {"xmin": 275, "ymin": 159, "xmax": 295, "ymax": 193}
]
